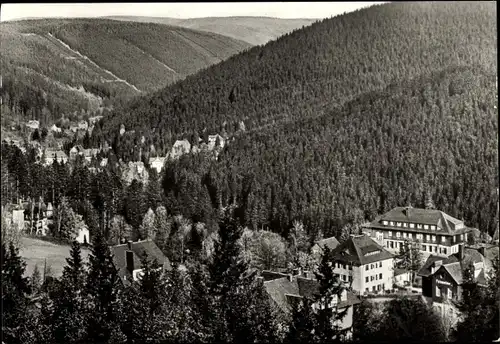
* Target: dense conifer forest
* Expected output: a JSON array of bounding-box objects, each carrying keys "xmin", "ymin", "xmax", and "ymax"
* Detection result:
[{"xmin": 93, "ymin": 2, "xmax": 497, "ymax": 238}]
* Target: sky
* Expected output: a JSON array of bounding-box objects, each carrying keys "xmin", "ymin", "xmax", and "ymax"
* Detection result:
[{"xmin": 1, "ymin": 2, "xmax": 385, "ymax": 22}]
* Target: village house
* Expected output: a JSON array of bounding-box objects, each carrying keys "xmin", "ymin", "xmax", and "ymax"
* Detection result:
[
  {"xmin": 261, "ymin": 270, "xmax": 360, "ymax": 339},
  {"xmin": 70, "ymin": 145, "xmax": 85, "ymax": 159},
  {"xmin": 311, "ymin": 236, "xmax": 340, "ymax": 261},
  {"xmin": 148, "ymin": 156, "xmax": 166, "ymax": 174},
  {"xmin": 207, "ymin": 134, "xmax": 225, "ymax": 150},
  {"xmin": 329, "ymin": 234, "xmax": 395, "ymax": 295},
  {"xmin": 78, "ymin": 120, "xmax": 89, "ymax": 131},
  {"xmin": 362, "ymin": 206, "xmax": 472, "ymax": 257},
  {"xmin": 83, "ymin": 148, "xmax": 100, "ymax": 163},
  {"xmin": 393, "ymin": 267, "xmax": 412, "ymax": 287},
  {"xmin": 75, "ymin": 223, "xmax": 90, "ymax": 244},
  {"xmin": 43, "ymin": 149, "xmax": 69, "ymax": 166},
  {"xmin": 50, "ymin": 124, "xmax": 62, "ymax": 133},
  {"xmin": 170, "ymin": 139, "xmax": 191, "ymax": 159},
  {"xmin": 26, "ymin": 120, "xmax": 40, "ymax": 130},
  {"xmin": 110, "ymin": 239, "xmax": 172, "ymax": 285}
]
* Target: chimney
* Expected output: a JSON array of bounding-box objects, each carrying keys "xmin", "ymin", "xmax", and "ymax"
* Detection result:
[
  {"xmin": 127, "ymin": 240, "xmax": 133, "ymax": 250},
  {"xmin": 126, "ymin": 251, "xmax": 134, "ymax": 273},
  {"xmin": 458, "ymin": 243, "xmax": 465, "ymax": 261}
]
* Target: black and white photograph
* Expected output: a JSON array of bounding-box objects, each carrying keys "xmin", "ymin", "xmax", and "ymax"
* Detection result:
[{"xmin": 1, "ymin": 1, "xmax": 498, "ymax": 343}]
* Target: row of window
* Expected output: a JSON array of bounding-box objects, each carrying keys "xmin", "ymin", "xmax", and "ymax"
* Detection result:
[
  {"xmin": 421, "ymin": 245, "xmax": 448, "ymax": 255},
  {"xmin": 335, "ymin": 262, "xmax": 353, "ymax": 270},
  {"xmin": 382, "ymin": 220, "xmax": 438, "ymax": 230},
  {"xmin": 336, "ymin": 274, "xmax": 353, "ymax": 283},
  {"xmin": 365, "ymin": 284, "xmax": 385, "ymax": 293},
  {"xmin": 365, "ymin": 261, "xmax": 383, "ymax": 271},
  {"xmin": 436, "ymin": 286, "xmax": 453, "ymax": 299},
  {"xmin": 385, "ymin": 231, "xmax": 464, "ymax": 243},
  {"xmin": 365, "ymin": 273, "xmax": 383, "ymax": 283}
]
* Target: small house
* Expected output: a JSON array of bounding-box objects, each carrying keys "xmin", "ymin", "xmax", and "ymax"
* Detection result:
[
  {"xmin": 69, "ymin": 145, "xmax": 85, "ymax": 160},
  {"xmin": 110, "ymin": 239, "xmax": 172, "ymax": 285},
  {"xmin": 311, "ymin": 236, "xmax": 340, "ymax": 260},
  {"xmin": 393, "ymin": 267, "xmax": 412, "ymax": 287},
  {"xmin": 75, "ymin": 225, "xmax": 89, "ymax": 244},
  {"xmin": 170, "ymin": 140, "xmax": 191, "ymax": 159},
  {"xmin": 149, "ymin": 156, "xmax": 166, "ymax": 174}
]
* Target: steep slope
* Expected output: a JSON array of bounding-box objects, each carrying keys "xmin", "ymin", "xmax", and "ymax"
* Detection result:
[
  {"xmin": 105, "ymin": 16, "xmax": 317, "ymax": 46},
  {"xmin": 0, "ymin": 18, "xmax": 250, "ymax": 126},
  {"xmin": 100, "ymin": 2, "xmax": 496, "ymax": 142},
  {"xmin": 96, "ymin": 2, "xmax": 497, "ymax": 238}
]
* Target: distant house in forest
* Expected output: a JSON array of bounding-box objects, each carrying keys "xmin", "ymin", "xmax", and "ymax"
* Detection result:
[
  {"xmin": 43, "ymin": 149, "xmax": 68, "ymax": 166},
  {"xmin": 311, "ymin": 236, "xmax": 340, "ymax": 259},
  {"xmin": 50, "ymin": 124, "xmax": 62, "ymax": 133},
  {"xmin": 110, "ymin": 239, "xmax": 171, "ymax": 285},
  {"xmin": 149, "ymin": 156, "xmax": 166, "ymax": 173},
  {"xmin": 26, "ymin": 120, "xmax": 40, "ymax": 130},
  {"xmin": 170, "ymin": 140, "xmax": 191, "ymax": 159},
  {"xmin": 83, "ymin": 148, "xmax": 100, "ymax": 163},
  {"xmin": 207, "ymin": 134, "xmax": 225, "ymax": 150},
  {"xmin": 78, "ymin": 120, "xmax": 89, "ymax": 131},
  {"xmin": 70, "ymin": 145, "xmax": 85, "ymax": 160},
  {"xmin": 75, "ymin": 225, "xmax": 89, "ymax": 244}
]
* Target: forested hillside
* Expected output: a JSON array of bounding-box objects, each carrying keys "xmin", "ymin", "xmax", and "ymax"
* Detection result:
[
  {"xmin": 105, "ymin": 16, "xmax": 317, "ymax": 46},
  {"xmin": 94, "ymin": 2, "xmax": 498, "ymax": 239},
  {"xmin": 0, "ymin": 19, "xmax": 250, "ymax": 127}
]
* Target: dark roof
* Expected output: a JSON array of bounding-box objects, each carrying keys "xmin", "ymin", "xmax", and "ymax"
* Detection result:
[
  {"xmin": 365, "ymin": 207, "xmax": 472, "ymax": 235},
  {"xmin": 111, "ymin": 239, "xmax": 171, "ymax": 280},
  {"xmin": 261, "ymin": 270, "xmax": 290, "ymax": 282},
  {"xmin": 418, "ymin": 247, "xmax": 489, "ymax": 285},
  {"xmin": 312, "ymin": 237, "xmax": 340, "ymax": 252},
  {"xmin": 330, "ymin": 234, "xmax": 394, "ymax": 266},
  {"xmin": 263, "ymin": 275, "xmax": 360, "ymax": 315},
  {"xmin": 394, "ymin": 267, "xmax": 410, "ymax": 276}
]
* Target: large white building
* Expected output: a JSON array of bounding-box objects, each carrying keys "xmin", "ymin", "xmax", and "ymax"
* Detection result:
[
  {"xmin": 362, "ymin": 206, "xmax": 472, "ymax": 257},
  {"xmin": 329, "ymin": 234, "xmax": 395, "ymax": 295}
]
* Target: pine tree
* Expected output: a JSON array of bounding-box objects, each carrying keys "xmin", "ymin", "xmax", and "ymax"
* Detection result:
[
  {"xmin": 313, "ymin": 245, "xmax": 348, "ymax": 341},
  {"xmin": 85, "ymin": 230, "xmax": 122, "ymax": 342},
  {"xmin": 286, "ymin": 297, "xmax": 317, "ymax": 344},
  {"xmin": 1, "ymin": 242, "xmax": 32, "ymax": 342},
  {"xmin": 50, "ymin": 241, "xmax": 88, "ymax": 343}
]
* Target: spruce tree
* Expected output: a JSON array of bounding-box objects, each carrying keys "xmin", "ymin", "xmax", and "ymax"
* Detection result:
[
  {"xmin": 286, "ymin": 297, "xmax": 317, "ymax": 344},
  {"xmin": 50, "ymin": 241, "xmax": 88, "ymax": 343},
  {"xmin": 85, "ymin": 230, "xmax": 122, "ymax": 342}
]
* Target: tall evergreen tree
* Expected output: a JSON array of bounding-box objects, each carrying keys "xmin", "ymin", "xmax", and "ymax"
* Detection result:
[{"xmin": 85, "ymin": 230, "xmax": 122, "ymax": 342}]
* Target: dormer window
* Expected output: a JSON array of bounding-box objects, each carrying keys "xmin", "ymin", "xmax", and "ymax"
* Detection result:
[
  {"xmin": 390, "ymin": 221, "xmax": 395, "ymax": 226},
  {"xmin": 424, "ymin": 225, "xmax": 429, "ymax": 230},
  {"xmin": 410, "ymin": 223, "xmax": 415, "ymax": 228},
  {"xmin": 382, "ymin": 220, "xmax": 389, "ymax": 226},
  {"xmin": 397, "ymin": 222, "xmax": 402, "ymax": 227},
  {"xmin": 417, "ymin": 224, "xmax": 422, "ymax": 229},
  {"xmin": 431, "ymin": 225, "xmax": 436, "ymax": 230},
  {"xmin": 403, "ymin": 223, "xmax": 408, "ymax": 228}
]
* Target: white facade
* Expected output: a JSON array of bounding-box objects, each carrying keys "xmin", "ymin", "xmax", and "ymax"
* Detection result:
[
  {"xmin": 333, "ymin": 257, "xmax": 394, "ymax": 294},
  {"xmin": 76, "ymin": 226, "xmax": 90, "ymax": 244}
]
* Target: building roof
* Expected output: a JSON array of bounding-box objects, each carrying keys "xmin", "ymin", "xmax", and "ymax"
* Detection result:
[
  {"xmin": 110, "ymin": 239, "xmax": 171, "ymax": 280},
  {"xmin": 261, "ymin": 270, "xmax": 290, "ymax": 282},
  {"xmin": 263, "ymin": 274, "xmax": 360, "ymax": 315},
  {"xmin": 364, "ymin": 207, "xmax": 472, "ymax": 235},
  {"xmin": 394, "ymin": 267, "xmax": 410, "ymax": 277},
  {"xmin": 45, "ymin": 150, "xmax": 68, "ymax": 160},
  {"xmin": 312, "ymin": 237, "xmax": 340, "ymax": 253},
  {"xmin": 330, "ymin": 234, "xmax": 394, "ymax": 266},
  {"xmin": 418, "ymin": 246, "xmax": 490, "ymax": 286}
]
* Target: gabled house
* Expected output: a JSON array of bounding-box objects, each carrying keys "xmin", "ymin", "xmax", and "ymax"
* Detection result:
[
  {"xmin": 170, "ymin": 140, "xmax": 191, "ymax": 159},
  {"xmin": 311, "ymin": 236, "xmax": 340, "ymax": 259},
  {"xmin": 148, "ymin": 156, "xmax": 166, "ymax": 174},
  {"xmin": 26, "ymin": 120, "xmax": 40, "ymax": 130},
  {"xmin": 110, "ymin": 239, "xmax": 172, "ymax": 285},
  {"xmin": 329, "ymin": 234, "xmax": 395, "ymax": 295},
  {"xmin": 50, "ymin": 124, "xmax": 62, "ymax": 133},
  {"xmin": 262, "ymin": 271, "xmax": 360, "ymax": 339},
  {"xmin": 417, "ymin": 244, "xmax": 492, "ymax": 307},
  {"xmin": 70, "ymin": 145, "xmax": 85, "ymax": 160},
  {"xmin": 362, "ymin": 206, "xmax": 473, "ymax": 256},
  {"xmin": 207, "ymin": 134, "xmax": 225, "ymax": 150},
  {"xmin": 43, "ymin": 149, "xmax": 68, "ymax": 166}
]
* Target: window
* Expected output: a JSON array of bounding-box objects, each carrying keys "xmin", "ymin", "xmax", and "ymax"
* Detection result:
[
  {"xmin": 410, "ymin": 223, "xmax": 415, "ymax": 228},
  {"xmin": 372, "ymin": 286, "xmax": 376, "ymax": 292},
  {"xmin": 379, "ymin": 273, "xmax": 382, "ymax": 279},
  {"xmin": 436, "ymin": 286, "xmax": 441, "ymax": 297},
  {"xmin": 426, "ymin": 234, "xmax": 430, "ymax": 241},
  {"xmin": 377, "ymin": 284, "xmax": 381, "ymax": 291},
  {"xmin": 366, "ymin": 265, "xmax": 369, "ymax": 271},
  {"xmin": 375, "ymin": 274, "xmax": 378, "ymax": 280},
  {"xmin": 366, "ymin": 288, "xmax": 369, "ymax": 293},
  {"xmin": 349, "ymin": 264, "xmax": 353, "ymax": 270},
  {"xmin": 390, "ymin": 221, "xmax": 395, "ymax": 226},
  {"xmin": 441, "ymin": 236, "xmax": 446, "ymax": 243},
  {"xmin": 447, "ymin": 289, "xmax": 452, "ymax": 299},
  {"xmin": 397, "ymin": 222, "xmax": 402, "ymax": 227},
  {"xmin": 396, "ymin": 232, "xmax": 401, "ymax": 238},
  {"xmin": 434, "ymin": 246, "xmax": 438, "ymax": 253},
  {"xmin": 417, "ymin": 224, "xmax": 422, "ymax": 229},
  {"xmin": 431, "ymin": 225, "xmax": 436, "ymax": 230},
  {"xmin": 383, "ymin": 221, "xmax": 388, "ymax": 225},
  {"xmin": 379, "ymin": 262, "xmax": 382, "ymax": 268},
  {"xmin": 365, "ymin": 277, "xmax": 369, "ymax": 283},
  {"xmin": 342, "ymin": 275, "xmax": 347, "ymax": 281},
  {"xmin": 403, "ymin": 222, "xmax": 408, "ymax": 228},
  {"xmin": 389, "ymin": 231, "xmax": 393, "ymax": 237},
  {"xmin": 460, "ymin": 234, "xmax": 464, "ymax": 240},
  {"xmin": 343, "ymin": 264, "xmax": 346, "ymax": 270},
  {"xmin": 403, "ymin": 232, "xmax": 407, "ymax": 238},
  {"xmin": 432, "ymin": 235, "xmax": 436, "ymax": 242},
  {"xmin": 371, "ymin": 276, "xmax": 374, "ymax": 281},
  {"xmin": 422, "ymin": 245, "xmax": 427, "ymax": 251}
]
